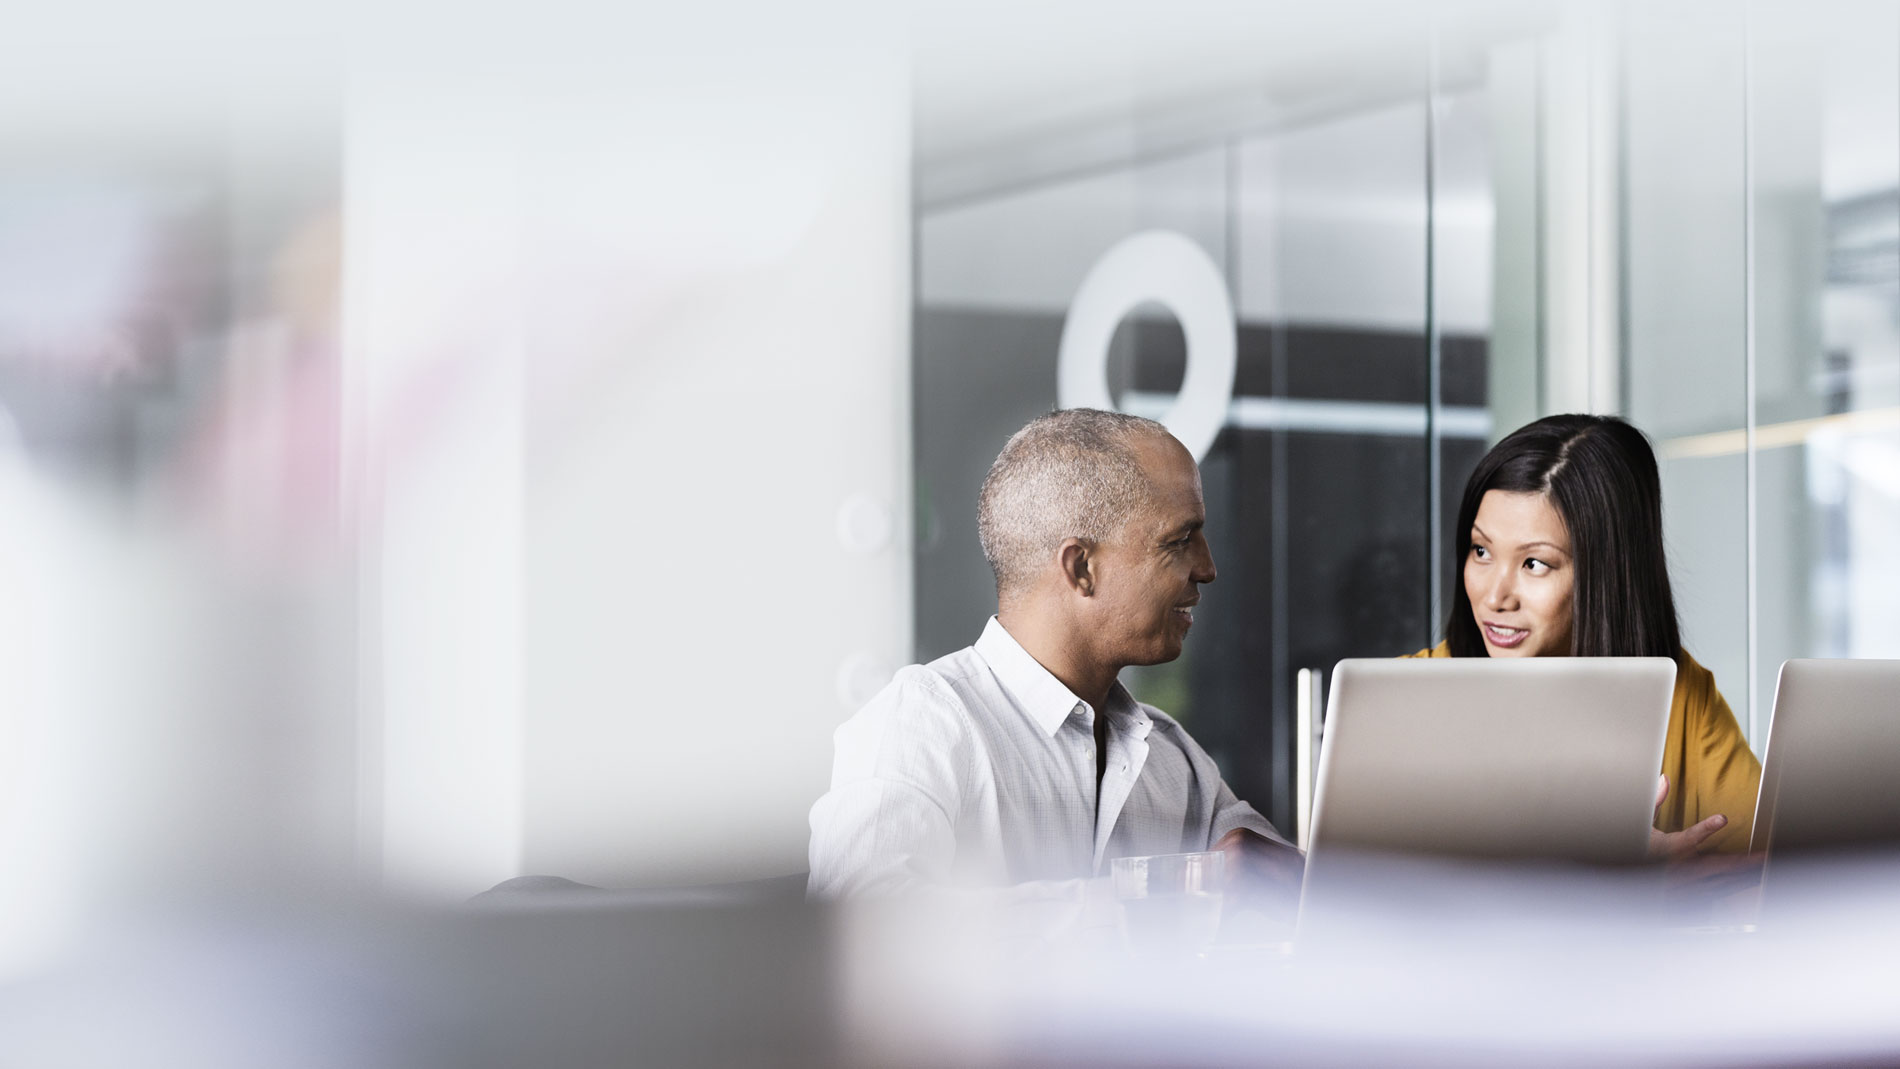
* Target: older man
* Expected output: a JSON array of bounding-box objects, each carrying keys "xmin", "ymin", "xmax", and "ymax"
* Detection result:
[{"xmin": 808, "ymin": 408, "xmax": 1294, "ymax": 907}]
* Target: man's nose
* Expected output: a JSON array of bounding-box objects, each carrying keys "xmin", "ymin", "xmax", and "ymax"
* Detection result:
[{"xmin": 1192, "ymin": 535, "xmax": 1217, "ymax": 585}]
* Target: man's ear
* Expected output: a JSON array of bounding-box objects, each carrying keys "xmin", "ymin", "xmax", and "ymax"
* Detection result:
[{"xmin": 1057, "ymin": 538, "xmax": 1094, "ymax": 597}]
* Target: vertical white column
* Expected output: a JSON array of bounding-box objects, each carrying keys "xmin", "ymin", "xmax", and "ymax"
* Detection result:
[
  {"xmin": 1294, "ymin": 668, "xmax": 1326, "ymax": 849},
  {"xmin": 343, "ymin": 74, "xmax": 526, "ymax": 897},
  {"xmin": 1539, "ymin": 4, "xmax": 1623, "ymax": 417}
]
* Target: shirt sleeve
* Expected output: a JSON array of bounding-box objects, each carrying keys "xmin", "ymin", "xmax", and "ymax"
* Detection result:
[
  {"xmin": 1209, "ymin": 780, "xmax": 1291, "ymax": 849},
  {"xmin": 807, "ymin": 670, "xmax": 971, "ymax": 899}
]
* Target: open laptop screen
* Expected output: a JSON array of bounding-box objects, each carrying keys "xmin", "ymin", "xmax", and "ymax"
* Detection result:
[{"xmin": 1307, "ymin": 657, "xmax": 1676, "ymax": 866}]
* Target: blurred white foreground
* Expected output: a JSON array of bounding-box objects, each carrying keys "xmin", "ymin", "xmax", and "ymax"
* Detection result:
[{"xmin": 6, "ymin": 850, "xmax": 1900, "ymax": 1066}]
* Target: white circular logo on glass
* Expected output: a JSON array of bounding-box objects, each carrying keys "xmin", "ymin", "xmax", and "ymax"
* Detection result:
[{"xmin": 1056, "ymin": 230, "xmax": 1236, "ymax": 461}]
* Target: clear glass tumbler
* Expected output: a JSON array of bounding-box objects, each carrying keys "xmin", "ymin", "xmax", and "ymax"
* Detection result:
[{"xmin": 1111, "ymin": 851, "xmax": 1225, "ymax": 954}]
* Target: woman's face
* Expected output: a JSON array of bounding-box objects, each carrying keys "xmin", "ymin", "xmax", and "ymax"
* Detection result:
[{"xmin": 1464, "ymin": 490, "xmax": 1575, "ymax": 657}]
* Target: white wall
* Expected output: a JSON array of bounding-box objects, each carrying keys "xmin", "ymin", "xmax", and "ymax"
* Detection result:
[
  {"xmin": 347, "ymin": 11, "xmax": 911, "ymax": 895},
  {"xmin": 519, "ymin": 57, "xmax": 911, "ymax": 890}
]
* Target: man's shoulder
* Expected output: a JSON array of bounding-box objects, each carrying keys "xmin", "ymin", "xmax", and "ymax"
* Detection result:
[
  {"xmin": 890, "ymin": 644, "xmax": 994, "ymax": 708},
  {"xmin": 846, "ymin": 648, "xmax": 988, "ymax": 734},
  {"xmin": 919, "ymin": 643, "xmax": 993, "ymax": 687}
]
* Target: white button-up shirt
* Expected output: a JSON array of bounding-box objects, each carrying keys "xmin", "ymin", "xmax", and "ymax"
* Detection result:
[{"xmin": 808, "ymin": 617, "xmax": 1283, "ymax": 899}]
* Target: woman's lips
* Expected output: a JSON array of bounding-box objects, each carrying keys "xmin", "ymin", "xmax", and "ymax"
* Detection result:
[{"xmin": 1483, "ymin": 622, "xmax": 1528, "ymax": 648}]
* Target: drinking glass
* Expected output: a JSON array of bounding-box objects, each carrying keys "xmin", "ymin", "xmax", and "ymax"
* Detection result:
[{"xmin": 1111, "ymin": 851, "xmax": 1225, "ymax": 954}]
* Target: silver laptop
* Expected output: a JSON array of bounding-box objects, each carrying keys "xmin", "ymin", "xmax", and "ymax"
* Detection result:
[
  {"xmin": 1752, "ymin": 659, "xmax": 1900, "ymax": 858},
  {"xmin": 1306, "ymin": 657, "xmax": 1677, "ymax": 867}
]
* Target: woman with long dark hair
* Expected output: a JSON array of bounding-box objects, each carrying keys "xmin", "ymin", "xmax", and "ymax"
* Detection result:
[{"xmin": 1412, "ymin": 414, "xmax": 1760, "ymax": 857}]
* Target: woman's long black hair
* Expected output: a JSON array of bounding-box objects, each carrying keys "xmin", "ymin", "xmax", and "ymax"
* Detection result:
[{"xmin": 1445, "ymin": 414, "xmax": 1682, "ymax": 659}]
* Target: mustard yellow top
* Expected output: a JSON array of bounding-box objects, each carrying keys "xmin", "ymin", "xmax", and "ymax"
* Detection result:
[{"xmin": 1407, "ymin": 642, "xmax": 1762, "ymax": 854}]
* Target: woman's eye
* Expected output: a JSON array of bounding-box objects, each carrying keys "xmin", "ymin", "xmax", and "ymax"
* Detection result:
[
  {"xmin": 1525, "ymin": 558, "xmax": 1551, "ymax": 576},
  {"xmin": 1471, "ymin": 545, "xmax": 1489, "ymax": 561}
]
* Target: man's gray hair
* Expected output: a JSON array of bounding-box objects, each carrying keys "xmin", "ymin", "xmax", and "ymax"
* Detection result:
[{"xmin": 977, "ymin": 408, "xmax": 1170, "ymax": 600}]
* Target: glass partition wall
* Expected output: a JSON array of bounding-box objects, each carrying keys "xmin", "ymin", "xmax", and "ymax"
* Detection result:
[
  {"xmin": 1624, "ymin": 0, "xmax": 1900, "ymax": 741},
  {"xmin": 913, "ymin": 2, "xmax": 1900, "ymax": 840},
  {"xmin": 915, "ymin": 89, "xmax": 1493, "ymax": 834}
]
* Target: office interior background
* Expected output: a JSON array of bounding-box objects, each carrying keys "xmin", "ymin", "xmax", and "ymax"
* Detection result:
[{"xmin": 2, "ymin": 0, "xmax": 1898, "ymax": 976}]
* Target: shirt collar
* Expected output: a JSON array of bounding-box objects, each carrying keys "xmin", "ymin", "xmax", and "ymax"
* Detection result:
[{"xmin": 974, "ymin": 617, "xmax": 1150, "ymax": 739}]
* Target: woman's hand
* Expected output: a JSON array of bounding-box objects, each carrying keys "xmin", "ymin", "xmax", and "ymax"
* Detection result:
[
  {"xmin": 1647, "ymin": 773, "xmax": 1729, "ymax": 861},
  {"xmin": 1647, "ymin": 774, "xmax": 1763, "ymax": 921}
]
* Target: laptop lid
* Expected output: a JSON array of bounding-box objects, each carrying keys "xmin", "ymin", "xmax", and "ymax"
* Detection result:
[
  {"xmin": 1752, "ymin": 659, "xmax": 1900, "ymax": 858},
  {"xmin": 1307, "ymin": 657, "xmax": 1677, "ymax": 866}
]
